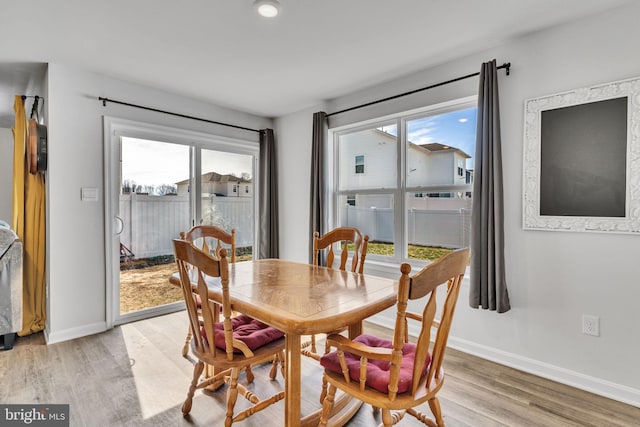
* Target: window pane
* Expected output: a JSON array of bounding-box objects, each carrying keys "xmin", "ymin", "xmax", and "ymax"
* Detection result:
[
  {"xmin": 338, "ymin": 124, "xmax": 397, "ymax": 190},
  {"xmin": 406, "ymin": 107, "xmax": 476, "ymax": 187},
  {"xmin": 405, "ymin": 107, "xmax": 475, "ymax": 261},
  {"xmin": 119, "ymin": 137, "xmax": 190, "ymax": 314},
  {"xmin": 338, "ymin": 193, "xmax": 394, "ymax": 257},
  {"xmin": 406, "ymin": 190, "xmax": 471, "ymax": 260},
  {"xmin": 200, "ymin": 149, "xmax": 254, "ymax": 260}
]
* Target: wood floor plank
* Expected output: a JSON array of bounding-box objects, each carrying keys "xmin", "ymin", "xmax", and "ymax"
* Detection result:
[{"xmin": 1, "ymin": 312, "xmax": 639, "ymax": 427}]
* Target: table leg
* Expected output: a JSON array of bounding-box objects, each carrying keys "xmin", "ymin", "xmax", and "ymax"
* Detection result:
[{"xmin": 284, "ymin": 334, "xmax": 302, "ymax": 427}]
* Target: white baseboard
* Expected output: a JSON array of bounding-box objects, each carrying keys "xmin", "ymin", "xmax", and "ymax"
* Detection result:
[
  {"xmin": 44, "ymin": 321, "xmax": 107, "ymax": 345},
  {"xmin": 366, "ymin": 315, "xmax": 640, "ymax": 409}
]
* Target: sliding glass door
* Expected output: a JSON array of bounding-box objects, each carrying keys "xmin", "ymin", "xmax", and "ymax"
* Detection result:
[
  {"xmin": 199, "ymin": 149, "xmax": 255, "ymax": 261},
  {"xmin": 118, "ymin": 137, "xmax": 191, "ymax": 318},
  {"xmin": 104, "ymin": 117, "xmax": 259, "ymax": 327}
]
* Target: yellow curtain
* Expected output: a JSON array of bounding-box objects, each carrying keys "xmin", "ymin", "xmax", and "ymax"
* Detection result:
[{"xmin": 12, "ymin": 95, "xmax": 47, "ymax": 336}]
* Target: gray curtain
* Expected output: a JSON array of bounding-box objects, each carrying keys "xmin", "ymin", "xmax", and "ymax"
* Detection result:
[
  {"xmin": 258, "ymin": 128, "xmax": 279, "ymax": 259},
  {"xmin": 309, "ymin": 112, "xmax": 327, "ymax": 264},
  {"xmin": 470, "ymin": 60, "xmax": 511, "ymax": 313}
]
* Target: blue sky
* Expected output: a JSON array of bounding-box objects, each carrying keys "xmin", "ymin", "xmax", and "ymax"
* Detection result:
[
  {"xmin": 382, "ymin": 106, "xmax": 477, "ymax": 169},
  {"xmin": 408, "ymin": 106, "xmax": 477, "ymax": 169}
]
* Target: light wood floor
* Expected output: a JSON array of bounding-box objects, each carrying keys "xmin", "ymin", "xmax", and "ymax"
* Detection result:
[{"xmin": 1, "ymin": 312, "xmax": 639, "ymax": 426}]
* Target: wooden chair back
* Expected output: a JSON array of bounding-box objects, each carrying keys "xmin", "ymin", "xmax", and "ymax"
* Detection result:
[
  {"xmin": 173, "ymin": 238, "xmax": 239, "ymax": 361},
  {"xmin": 181, "ymin": 225, "xmax": 236, "ymax": 263},
  {"xmin": 319, "ymin": 247, "xmax": 469, "ymax": 426},
  {"xmin": 178, "ymin": 225, "xmax": 235, "ymax": 357},
  {"xmin": 313, "ymin": 227, "xmax": 369, "ymax": 274},
  {"xmin": 401, "ymin": 247, "xmax": 468, "ymax": 397}
]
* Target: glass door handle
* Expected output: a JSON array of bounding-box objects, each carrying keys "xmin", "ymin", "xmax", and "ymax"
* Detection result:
[{"xmin": 114, "ymin": 216, "xmax": 124, "ymax": 235}]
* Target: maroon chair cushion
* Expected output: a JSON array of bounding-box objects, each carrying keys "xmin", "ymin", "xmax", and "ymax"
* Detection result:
[
  {"xmin": 202, "ymin": 314, "xmax": 284, "ymax": 352},
  {"xmin": 320, "ymin": 334, "xmax": 430, "ymax": 394}
]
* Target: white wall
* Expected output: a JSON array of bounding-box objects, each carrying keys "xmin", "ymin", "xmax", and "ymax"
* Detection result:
[
  {"xmin": 0, "ymin": 128, "xmax": 12, "ymax": 222},
  {"xmin": 275, "ymin": 2, "xmax": 640, "ymax": 406},
  {"xmin": 274, "ymin": 105, "xmax": 325, "ymax": 262},
  {"xmin": 45, "ymin": 63, "xmax": 271, "ymax": 343}
]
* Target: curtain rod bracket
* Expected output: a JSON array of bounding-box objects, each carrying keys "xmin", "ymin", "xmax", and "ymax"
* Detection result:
[{"xmin": 503, "ymin": 62, "xmax": 511, "ymax": 76}]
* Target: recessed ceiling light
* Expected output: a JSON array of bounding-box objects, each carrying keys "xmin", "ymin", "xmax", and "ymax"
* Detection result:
[
  {"xmin": 458, "ymin": 118, "xmax": 468, "ymax": 123},
  {"xmin": 254, "ymin": 0, "xmax": 280, "ymax": 18}
]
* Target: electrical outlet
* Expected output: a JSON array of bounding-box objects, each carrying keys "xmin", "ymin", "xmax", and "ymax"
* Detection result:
[{"xmin": 582, "ymin": 314, "xmax": 600, "ymax": 336}]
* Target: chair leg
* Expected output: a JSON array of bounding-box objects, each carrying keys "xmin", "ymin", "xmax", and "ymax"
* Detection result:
[
  {"xmin": 182, "ymin": 327, "xmax": 192, "ymax": 357},
  {"xmin": 318, "ymin": 383, "xmax": 337, "ymax": 427},
  {"xmin": 182, "ymin": 361, "xmax": 204, "ymax": 415},
  {"xmin": 225, "ymin": 368, "xmax": 241, "ymax": 427},
  {"xmin": 318, "ymin": 335, "xmax": 334, "ymax": 403},
  {"xmin": 268, "ymin": 353, "xmax": 281, "ymax": 380},
  {"xmin": 428, "ymin": 397, "xmax": 445, "ymax": 426},
  {"xmin": 380, "ymin": 409, "xmax": 401, "ymax": 427},
  {"xmin": 310, "ymin": 334, "xmax": 317, "ymax": 353},
  {"xmin": 319, "ymin": 375, "xmax": 328, "ymax": 404},
  {"xmin": 245, "ymin": 364, "xmax": 255, "ymax": 383}
]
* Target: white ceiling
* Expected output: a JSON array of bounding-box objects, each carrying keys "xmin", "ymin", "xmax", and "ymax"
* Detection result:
[{"xmin": 0, "ymin": 0, "xmax": 631, "ymax": 127}]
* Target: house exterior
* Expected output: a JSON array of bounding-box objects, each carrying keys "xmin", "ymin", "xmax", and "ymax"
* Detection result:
[
  {"xmin": 176, "ymin": 171, "xmax": 253, "ymax": 198},
  {"xmin": 339, "ymin": 128, "xmax": 472, "ymax": 210},
  {"xmin": 408, "ymin": 142, "xmax": 471, "ymax": 187}
]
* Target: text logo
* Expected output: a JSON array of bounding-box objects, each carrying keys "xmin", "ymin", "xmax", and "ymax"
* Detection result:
[{"xmin": 1, "ymin": 405, "xmax": 69, "ymax": 426}]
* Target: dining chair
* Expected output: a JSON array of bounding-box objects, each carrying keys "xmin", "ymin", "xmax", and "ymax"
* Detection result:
[
  {"xmin": 180, "ymin": 225, "xmax": 236, "ymax": 357},
  {"xmin": 302, "ymin": 227, "xmax": 369, "ymax": 382},
  {"xmin": 173, "ymin": 239, "xmax": 285, "ymax": 426},
  {"xmin": 318, "ymin": 247, "xmax": 469, "ymax": 427}
]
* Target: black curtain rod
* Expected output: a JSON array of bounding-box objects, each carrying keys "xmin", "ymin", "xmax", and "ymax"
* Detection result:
[
  {"xmin": 326, "ymin": 62, "xmax": 511, "ymax": 118},
  {"xmin": 98, "ymin": 97, "xmax": 262, "ymax": 134}
]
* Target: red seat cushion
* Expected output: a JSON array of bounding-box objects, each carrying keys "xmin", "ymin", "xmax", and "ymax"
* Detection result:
[
  {"xmin": 202, "ymin": 314, "xmax": 284, "ymax": 352},
  {"xmin": 320, "ymin": 334, "xmax": 430, "ymax": 394}
]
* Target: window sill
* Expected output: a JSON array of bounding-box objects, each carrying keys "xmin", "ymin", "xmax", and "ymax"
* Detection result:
[{"xmin": 363, "ymin": 258, "xmax": 471, "ymax": 288}]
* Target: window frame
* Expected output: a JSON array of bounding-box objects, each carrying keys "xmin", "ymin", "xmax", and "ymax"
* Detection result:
[
  {"xmin": 329, "ymin": 95, "xmax": 477, "ymax": 269},
  {"xmin": 103, "ymin": 116, "xmax": 259, "ymax": 327},
  {"xmin": 355, "ymin": 154, "xmax": 365, "ymax": 174}
]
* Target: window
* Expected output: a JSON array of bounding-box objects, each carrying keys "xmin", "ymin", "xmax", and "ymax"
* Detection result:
[
  {"xmin": 332, "ymin": 97, "xmax": 476, "ymax": 264},
  {"xmin": 245, "ymin": 185, "xmax": 249, "ymax": 194},
  {"xmin": 232, "ymin": 184, "xmax": 237, "ymax": 193},
  {"xmin": 355, "ymin": 155, "xmax": 365, "ymax": 174}
]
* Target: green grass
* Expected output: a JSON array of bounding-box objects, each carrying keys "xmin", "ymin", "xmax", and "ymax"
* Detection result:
[{"xmin": 351, "ymin": 242, "xmax": 453, "ymax": 261}]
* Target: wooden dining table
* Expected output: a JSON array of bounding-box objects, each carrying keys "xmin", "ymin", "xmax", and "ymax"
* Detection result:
[{"xmin": 171, "ymin": 258, "xmax": 398, "ymax": 426}]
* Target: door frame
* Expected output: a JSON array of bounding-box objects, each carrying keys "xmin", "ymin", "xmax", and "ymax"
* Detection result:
[{"xmin": 103, "ymin": 116, "xmax": 259, "ymax": 328}]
